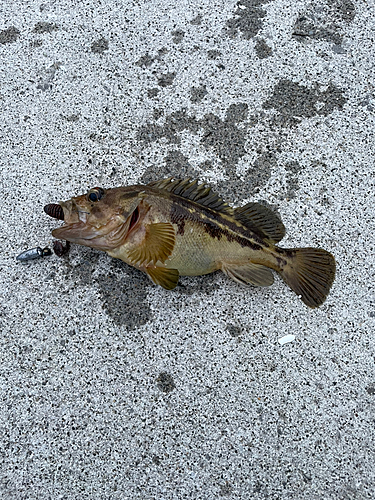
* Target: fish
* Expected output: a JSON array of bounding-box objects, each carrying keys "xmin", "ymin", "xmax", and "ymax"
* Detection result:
[{"xmin": 44, "ymin": 178, "xmax": 336, "ymax": 308}]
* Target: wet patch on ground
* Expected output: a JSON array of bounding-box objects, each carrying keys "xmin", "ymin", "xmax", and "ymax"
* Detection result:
[
  {"xmin": 292, "ymin": 0, "xmax": 356, "ymax": 47},
  {"xmin": 190, "ymin": 84, "xmax": 208, "ymax": 103},
  {"xmin": 0, "ymin": 26, "xmax": 20, "ymax": 44},
  {"xmin": 91, "ymin": 37, "xmax": 109, "ymax": 54},
  {"xmin": 284, "ymin": 161, "xmax": 304, "ymax": 200},
  {"xmin": 57, "ymin": 247, "xmax": 152, "ymax": 329},
  {"xmin": 33, "ymin": 22, "xmax": 59, "ymax": 34},
  {"xmin": 157, "ymin": 72, "xmax": 176, "ymax": 87},
  {"xmin": 140, "ymin": 150, "xmax": 199, "ymax": 184},
  {"xmin": 96, "ymin": 260, "xmax": 153, "ymax": 329},
  {"xmin": 172, "ymin": 30, "xmax": 185, "ymax": 44},
  {"xmin": 254, "ymin": 38, "xmax": 273, "ymax": 59},
  {"xmin": 217, "ymin": 151, "xmax": 277, "ymax": 202},
  {"xmin": 263, "ymin": 79, "xmax": 347, "ymax": 120},
  {"xmin": 156, "ymin": 372, "xmax": 176, "ymax": 393},
  {"xmin": 137, "ymin": 104, "xmax": 249, "ymax": 169},
  {"xmin": 175, "ymin": 273, "xmax": 220, "ymax": 296},
  {"xmin": 37, "ymin": 62, "xmax": 62, "ymax": 91},
  {"xmin": 59, "ymin": 246, "xmax": 100, "ymax": 287},
  {"xmin": 135, "ymin": 48, "xmax": 168, "ymax": 68},
  {"xmin": 225, "ymin": 0, "xmax": 269, "ymax": 40},
  {"xmin": 138, "ymin": 79, "xmax": 345, "ymax": 202}
]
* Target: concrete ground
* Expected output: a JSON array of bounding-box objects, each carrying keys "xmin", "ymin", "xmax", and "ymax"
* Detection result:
[{"xmin": 1, "ymin": 0, "xmax": 374, "ymax": 498}]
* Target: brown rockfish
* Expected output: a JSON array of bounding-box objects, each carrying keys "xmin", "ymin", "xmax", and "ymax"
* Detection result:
[{"xmin": 44, "ymin": 178, "xmax": 335, "ymax": 308}]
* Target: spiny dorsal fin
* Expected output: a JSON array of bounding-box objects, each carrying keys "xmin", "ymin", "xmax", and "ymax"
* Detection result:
[
  {"xmin": 233, "ymin": 202, "xmax": 285, "ymax": 243},
  {"xmin": 147, "ymin": 178, "xmax": 233, "ymax": 214},
  {"xmin": 127, "ymin": 222, "xmax": 175, "ymax": 266}
]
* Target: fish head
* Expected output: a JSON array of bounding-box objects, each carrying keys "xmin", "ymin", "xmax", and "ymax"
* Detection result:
[{"xmin": 45, "ymin": 186, "xmax": 142, "ymax": 251}]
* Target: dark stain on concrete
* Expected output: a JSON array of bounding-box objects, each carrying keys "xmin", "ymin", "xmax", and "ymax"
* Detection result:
[
  {"xmin": 207, "ymin": 49, "xmax": 222, "ymax": 59},
  {"xmin": 140, "ymin": 150, "xmax": 199, "ymax": 184},
  {"xmin": 96, "ymin": 259, "xmax": 152, "ymax": 329},
  {"xmin": 255, "ymin": 38, "xmax": 272, "ymax": 59},
  {"xmin": 136, "ymin": 53, "xmax": 154, "ymax": 68},
  {"xmin": 33, "ymin": 22, "xmax": 59, "ymax": 34},
  {"xmin": 227, "ymin": 324, "xmax": 242, "ymax": 337},
  {"xmin": 0, "ymin": 26, "xmax": 20, "ymax": 44},
  {"xmin": 176, "ymin": 273, "xmax": 220, "ymax": 296},
  {"xmin": 157, "ymin": 72, "xmax": 176, "ymax": 87},
  {"xmin": 200, "ymin": 104, "xmax": 249, "ymax": 168},
  {"xmin": 136, "ymin": 48, "xmax": 168, "ymax": 68},
  {"xmin": 138, "ymin": 104, "xmax": 249, "ymax": 170},
  {"xmin": 61, "ymin": 247, "xmax": 100, "ymax": 287},
  {"xmin": 156, "ymin": 372, "xmax": 176, "ymax": 393},
  {"xmin": 366, "ymin": 385, "xmax": 375, "ymax": 395},
  {"xmin": 147, "ymin": 88, "xmax": 160, "ymax": 98},
  {"xmin": 36, "ymin": 62, "xmax": 61, "ymax": 91},
  {"xmin": 190, "ymin": 84, "xmax": 207, "ymax": 103},
  {"xmin": 217, "ymin": 151, "xmax": 276, "ymax": 202},
  {"xmin": 226, "ymin": 0, "xmax": 268, "ymax": 40},
  {"xmin": 137, "ymin": 104, "xmax": 276, "ymax": 199},
  {"xmin": 91, "ymin": 37, "xmax": 109, "ymax": 54},
  {"xmin": 138, "ymin": 78, "xmax": 345, "ymax": 203},
  {"xmin": 263, "ymin": 79, "xmax": 347, "ymax": 119},
  {"xmin": 190, "ymin": 15, "xmax": 203, "ymax": 26},
  {"xmin": 63, "ymin": 114, "xmax": 80, "ymax": 122},
  {"xmin": 219, "ymin": 482, "xmax": 233, "ymax": 496},
  {"xmin": 284, "ymin": 161, "xmax": 303, "ymax": 199},
  {"xmin": 31, "ymin": 39, "xmax": 43, "ymax": 48},
  {"xmin": 172, "ymin": 29, "xmax": 185, "ymax": 43},
  {"xmin": 153, "ymin": 108, "xmax": 164, "ymax": 120},
  {"xmin": 293, "ymin": 0, "xmax": 355, "ymax": 46}
]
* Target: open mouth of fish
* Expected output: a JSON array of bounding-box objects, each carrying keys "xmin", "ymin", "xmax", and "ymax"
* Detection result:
[
  {"xmin": 44, "ymin": 201, "xmax": 129, "ymax": 249},
  {"xmin": 44, "ymin": 201, "xmax": 96, "ymax": 240}
]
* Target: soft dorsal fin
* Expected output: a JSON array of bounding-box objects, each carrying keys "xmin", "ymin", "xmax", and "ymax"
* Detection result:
[
  {"xmin": 147, "ymin": 178, "xmax": 234, "ymax": 214},
  {"xmin": 233, "ymin": 202, "xmax": 285, "ymax": 243}
]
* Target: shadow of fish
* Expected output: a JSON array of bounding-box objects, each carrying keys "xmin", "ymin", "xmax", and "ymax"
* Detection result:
[{"xmin": 44, "ymin": 178, "xmax": 335, "ymax": 308}]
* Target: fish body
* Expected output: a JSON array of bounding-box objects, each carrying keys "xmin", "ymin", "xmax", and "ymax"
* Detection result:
[{"xmin": 46, "ymin": 178, "xmax": 336, "ymax": 308}]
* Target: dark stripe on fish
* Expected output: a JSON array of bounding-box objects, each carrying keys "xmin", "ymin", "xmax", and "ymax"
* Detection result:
[{"xmin": 169, "ymin": 198, "xmax": 263, "ymax": 251}]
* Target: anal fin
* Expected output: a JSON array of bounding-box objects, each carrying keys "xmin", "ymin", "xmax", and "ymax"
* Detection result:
[
  {"xmin": 222, "ymin": 262, "xmax": 274, "ymax": 287},
  {"xmin": 146, "ymin": 267, "xmax": 179, "ymax": 290}
]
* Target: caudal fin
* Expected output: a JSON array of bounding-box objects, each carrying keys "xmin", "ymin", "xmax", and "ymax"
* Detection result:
[{"xmin": 279, "ymin": 248, "xmax": 336, "ymax": 308}]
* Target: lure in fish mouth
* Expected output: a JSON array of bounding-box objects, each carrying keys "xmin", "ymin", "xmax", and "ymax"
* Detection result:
[{"xmin": 44, "ymin": 178, "xmax": 336, "ymax": 308}]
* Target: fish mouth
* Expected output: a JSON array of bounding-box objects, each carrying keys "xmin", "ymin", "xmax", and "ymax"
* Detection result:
[
  {"xmin": 46, "ymin": 199, "xmax": 130, "ymax": 250},
  {"xmin": 44, "ymin": 200, "xmax": 97, "ymax": 242}
]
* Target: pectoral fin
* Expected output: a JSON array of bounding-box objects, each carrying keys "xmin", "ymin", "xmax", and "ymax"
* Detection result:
[
  {"xmin": 222, "ymin": 262, "xmax": 274, "ymax": 287},
  {"xmin": 146, "ymin": 266, "xmax": 179, "ymax": 290},
  {"xmin": 127, "ymin": 222, "xmax": 176, "ymax": 266}
]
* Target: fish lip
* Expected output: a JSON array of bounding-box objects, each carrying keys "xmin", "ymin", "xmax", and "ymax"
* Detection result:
[{"xmin": 51, "ymin": 220, "xmax": 99, "ymax": 241}]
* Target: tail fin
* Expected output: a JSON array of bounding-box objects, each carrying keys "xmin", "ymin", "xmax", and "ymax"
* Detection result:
[{"xmin": 279, "ymin": 248, "xmax": 336, "ymax": 308}]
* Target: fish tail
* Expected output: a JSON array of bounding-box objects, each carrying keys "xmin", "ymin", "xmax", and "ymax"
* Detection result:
[{"xmin": 277, "ymin": 247, "xmax": 336, "ymax": 308}]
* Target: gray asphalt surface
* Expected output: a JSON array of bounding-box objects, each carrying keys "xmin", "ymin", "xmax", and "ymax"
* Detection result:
[{"xmin": 1, "ymin": 1, "xmax": 374, "ymax": 498}]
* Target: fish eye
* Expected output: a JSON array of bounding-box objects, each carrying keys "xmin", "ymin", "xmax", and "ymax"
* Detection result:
[{"xmin": 88, "ymin": 187, "xmax": 104, "ymax": 202}]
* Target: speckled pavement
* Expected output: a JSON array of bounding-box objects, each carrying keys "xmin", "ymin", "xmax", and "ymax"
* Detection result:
[{"xmin": 1, "ymin": 1, "xmax": 374, "ymax": 498}]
